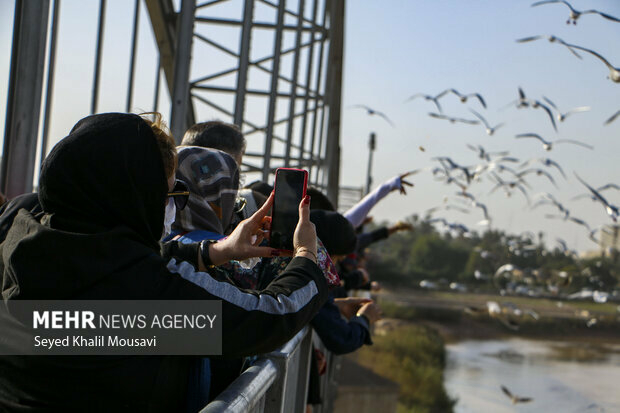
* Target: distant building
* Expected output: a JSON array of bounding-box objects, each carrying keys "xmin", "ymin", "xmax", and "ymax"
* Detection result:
[{"xmin": 600, "ymin": 225, "xmax": 620, "ymax": 251}]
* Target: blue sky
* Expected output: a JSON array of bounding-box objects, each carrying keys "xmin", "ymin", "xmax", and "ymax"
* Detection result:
[{"xmin": 1, "ymin": 0, "xmax": 619, "ymax": 252}]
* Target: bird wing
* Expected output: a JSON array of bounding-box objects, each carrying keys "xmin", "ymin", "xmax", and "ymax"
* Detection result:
[
  {"xmin": 468, "ymin": 93, "xmax": 487, "ymax": 108},
  {"xmin": 375, "ymin": 111, "xmax": 395, "ymax": 126},
  {"xmin": 532, "ymin": 0, "xmax": 575, "ymax": 13},
  {"xmin": 517, "ymin": 397, "xmax": 533, "ymax": 404},
  {"xmin": 566, "ymin": 43, "xmax": 614, "ymax": 70},
  {"xmin": 555, "ymin": 139, "xmax": 594, "ymax": 150},
  {"xmin": 604, "ymin": 110, "xmax": 620, "ymax": 125},
  {"xmin": 583, "ymin": 10, "xmax": 620, "ymax": 22},
  {"xmin": 349, "ymin": 104, "xmax": 371, "ymax": 110},
  {"xmin": 469, "ymin": 109, "xmax": 489, "ymax": 128},
  {"xmin": 405, "ymin": 93, "xmax": 427, "ymax": 102},
  {"xmin": 598, "ymin": 183, "xmax": 620, "ymax": 192},
  {"xmin": 516, "ymin": 133, "xmax": 546, "ymax": 143},
  {"xmin": 574, "ymin": 172, "xmax": 612, "ymax": 207},
  {"xmin": 429, "ymin": 112, "xmax": 447, "ymax": 120},
  {"xmin": 543, "ymin": 158, "xmax": 566, "ymax": 178},
  {"xmin": 535, "ymin": 101, "xmax": 558, "ymax": 132},
  {"xmin": 457, "ymin": 117, "xmax": 480, "ymax": 125},
  {"xmin": 538, "ymin": 169, "xmax": 557, "ymax": 187},
  {"xmin": 565, "ymin": 106, "xmax": 590, "ymax": 116},
  {"xmin": 542, "ymin": 96, "xmax": 558, "ymax": 110},
  {"xmin": 516, "ymin": 35, "xmax": 543, "ymax": 43},
  {"xmin": 501, "ymin": 386, "xmax": 513, "ymax": 398}
]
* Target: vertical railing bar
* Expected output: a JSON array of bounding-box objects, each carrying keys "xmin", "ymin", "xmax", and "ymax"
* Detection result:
[
  {"xmin": 297, "ymin": 0, "xmax": 318, "ymax": 168},
  {"xmin": 233, "ymin": 0, "xmax": 254, "ymax": 126},
  {"xmin": 261, "ymin": 0, "xmax": 286, "ymax": 182},
  {"xmin": 283, "ymin": 0, "xmax": 305, "ymax": 167},
  {"xmin": 39, "ymin": 0, "xmax": 60, "ymax": 167},
  {"xmin": 310, "ymin": 1, "xmax": 328, "ymax": 184},
  {"xmin": 152, "ymin": 55, "xmax": 161, "ymax": 113},
  {"xmin": 169, "ymin": 0, "xmax": 196, "ymax": 144},
  {"xmin": 126, "ymin": 0, "xmax": 141, "ymax": 112},
  {"xmin": 91, "ymin": 0, "xmax": 107, "ymax": 115}
]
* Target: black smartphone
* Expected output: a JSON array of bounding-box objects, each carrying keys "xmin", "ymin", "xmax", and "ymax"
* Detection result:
[{"xmin": 269, "ymin": 168, "xmax": 309, "ymax": 251}]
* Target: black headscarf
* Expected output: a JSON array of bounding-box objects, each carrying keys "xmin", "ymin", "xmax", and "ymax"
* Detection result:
[
  {"xmin": 38, "ymin": 113, "xmax": 167, "ymax": 250},
  {"xmin": 310, "ymin": 210, "xmax": 357, "ymax": 256}
]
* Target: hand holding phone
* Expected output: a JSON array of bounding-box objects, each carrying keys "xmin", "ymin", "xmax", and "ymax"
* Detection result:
[{"xmin": 269, "ymin": 168, "xmax": 308, "ymax": 251}]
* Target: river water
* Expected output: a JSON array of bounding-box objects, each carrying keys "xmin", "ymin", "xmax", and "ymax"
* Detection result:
[{"xmin": 444, "ymin": 338, "xmax": 620, "ymax": 412}]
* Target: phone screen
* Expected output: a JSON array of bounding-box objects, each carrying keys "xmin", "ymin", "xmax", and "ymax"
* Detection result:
[{"xmin": 270, "ymin": 168, "xmax": 308, "ymax": 251}]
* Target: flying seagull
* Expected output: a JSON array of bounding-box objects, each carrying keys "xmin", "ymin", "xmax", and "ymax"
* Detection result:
[
  {"xmin": 521, "ymin": 157, "xmax": 566, "ymax": 178},
  {"xmin": 515, "ymin": 133, "xmax": 593, "ymax": 151},
  {"xmin": 516, "ymin": 35, "xmax": 582, "ymax": 58},
  {"xmin": 501, "ymin": 385, "xmax": 533, "ymax": 405},
  {"xmin": 440, "ymin": 89, "xmax": 487, "ymax": 109},
  {"xmin": 574, "ymin": 172, "xmax": 619, "ymax": 222},
  {"xmin": 542, "ymin": 96, "xmax": 590, "ymax": 122},
  {"xmin": 405, "ymin": 93, "xmax": 443, "ymax": 113},
  {"xmin": 469, "ymin": 109, "xmax": 505, "ymax": 136},
  {"xmin": 531, "ymin": 1, "xmax": 620, "ymax": 25},
  {"xmin": 349, "ymin": 105, "xmax": 395, "ymax": 126},
  {"xmin": 517, "ymin": 168, "xmax": 558, "ymax": 187},
  {"xmin": 466, "ymin": 144, "xmax": 509, "ymax": 161}
]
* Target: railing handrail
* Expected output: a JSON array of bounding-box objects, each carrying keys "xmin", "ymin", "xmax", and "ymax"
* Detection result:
[
  {"xmin": 202, "ymin": 325, "xmax": 331, "ymax": 413},
  {"xmin": 201, "ymin": 358, "xmax": 278, "ymax": 413}
]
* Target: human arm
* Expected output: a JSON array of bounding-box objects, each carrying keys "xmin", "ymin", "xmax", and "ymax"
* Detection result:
[
  {"xmin": 343, "ymin": 173, "xmax": 413, "ymax": 228},
  {"xmin": 311, "ymin": 296, "xmax": 372, "ymax": 355},
  {"xmin": 153, "ymin": 195, "xmax": 325, "ymax": 357}
]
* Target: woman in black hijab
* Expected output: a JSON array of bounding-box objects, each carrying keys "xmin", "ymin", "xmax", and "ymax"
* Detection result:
[{"xmin": 0, "ymin": 113, "xmax": 326, "ymax": 412}]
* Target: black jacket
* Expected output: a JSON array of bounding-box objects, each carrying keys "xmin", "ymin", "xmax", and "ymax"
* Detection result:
[{"xmin": 0, "ymin": 113, "xmax": 327, "ymax": 412}]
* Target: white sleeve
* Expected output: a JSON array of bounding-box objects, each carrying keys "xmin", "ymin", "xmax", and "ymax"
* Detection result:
[{"xmin": 343, "ymin": 175, "xmax": 401, "ymax": 228}]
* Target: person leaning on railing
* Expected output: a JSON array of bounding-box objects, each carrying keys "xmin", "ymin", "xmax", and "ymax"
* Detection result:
[{"xmin": 0, "ymin": 112, "xmax": 328, "ymax": 412}]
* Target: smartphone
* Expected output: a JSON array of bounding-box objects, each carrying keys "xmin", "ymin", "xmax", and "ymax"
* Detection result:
[{"xmin": 269, "ymin": 168, "xmax": 308, "ymax": 251}]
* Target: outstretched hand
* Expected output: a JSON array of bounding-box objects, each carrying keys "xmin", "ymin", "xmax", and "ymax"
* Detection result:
[
  {"xmin": 398, "ymin": 172, "xmax": 414, "ymax": 195},
  {"xmin": 334, "ymin": 297, "xmax": 373, "ymax": 320}
]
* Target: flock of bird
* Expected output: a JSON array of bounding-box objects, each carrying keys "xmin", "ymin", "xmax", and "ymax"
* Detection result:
[{"xmin": 348, "ymin": 1, "xmax": 619, "ymax": 254}]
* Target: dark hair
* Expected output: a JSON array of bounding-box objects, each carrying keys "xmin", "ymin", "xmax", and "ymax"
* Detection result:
[
  {"xmin": 306, "ymin": 187, "xmax": 335, "ymax": 211},
  {"xmin": 181, "ymin": 121, "xmax": 246, "ymax": 161},
  {"xmin": 310, "ymin": 210, "xmax": 357, "ymax": 256},
  {"xmin": 246, "ymin": 180, "xmax": 273, "ymax": 198}
]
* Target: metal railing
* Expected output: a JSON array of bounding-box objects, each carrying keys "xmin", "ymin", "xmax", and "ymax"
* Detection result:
[{"xmin": 202, "ymin": 326, "xmax": 337, "ymax": 413}]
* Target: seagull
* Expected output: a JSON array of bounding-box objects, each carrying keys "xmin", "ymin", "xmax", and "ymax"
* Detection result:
[
  {"xmin": 542, "ymin": 96, "xmax": 590, "ymax": 122},
  {"xmin": 504, "ymin": 87, "xmax": 530, "ymax": 109},
  {"xmin": 515, "ymin": 133, "xmax": 593, "ymax": 151},
  {"xmin": 520, "ymin": 157, "xmax": 566, "ymax": 178},
  {"xmin": 440, "ymin": 88, "xmax": 487, "ymax": 109},
  {"xmin": 562, "ymin": 43, "xmax": 620, "ymax": 83},
  {"xmin": 532, "ymin": 1, "xmax": 620, "ymax": 25},
  {"xmin": 428, "ymin": 112, "xmax": 479, "ymax": 125},
  {"xmin": 349, "ymin": 105, "xmax": 395, "ymax": 126},
  {"xmin": 605, "ymin": 110, "xmax": 620, "ymax": 125},
  {"xmin": 405, "ymin": 93, "xmax": 443, "ymax": 113},
  {"xmin": 501, "ymin": 385, "xmax": 533, "ymax": 405},
  {"xmin": 467, "ymin": 144, "xmax": 509, "ymax": 161},
  {"xmin": 532, "ymin": 192, "xmax": 569, "ymax": 217},
  {"xmin": 574, "ymin": 172, "xmax": 619, "ymax": 222},
  {"xmin": 489, "ymin": 173, "xmax": 530, "ymax": 203},
  {"xmin": 516, "ymin": 35, "xmax": 582, "ymax": 58},
  {"xmin": 517, "ymin": 168, "xmax": 558, "ymax": 187},
  {"xmin": 469, "ymin": 109, "xmax": 505, "ymax": 135}
]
